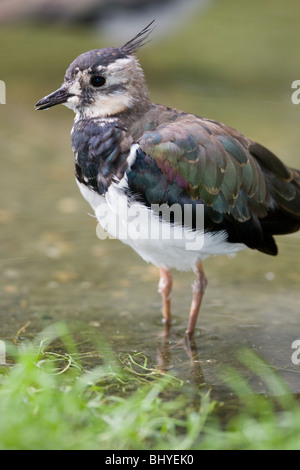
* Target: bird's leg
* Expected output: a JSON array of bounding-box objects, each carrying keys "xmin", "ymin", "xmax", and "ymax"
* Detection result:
[
  {"xmin": 186, "ymin": 262, "xmax": 207, "ymax": 337},
  {"xmin": 158, "ymin": 267, "xmax": 173, "ymax": 327}
]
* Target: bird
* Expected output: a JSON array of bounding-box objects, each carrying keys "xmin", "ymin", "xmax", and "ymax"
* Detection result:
[{"xmin": 36, "ymin": 21, "xmax": 300, "ymax": 337}]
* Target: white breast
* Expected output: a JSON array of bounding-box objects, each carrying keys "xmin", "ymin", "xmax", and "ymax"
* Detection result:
[{"xmin": 76, "ymin": 178, "xmax": 246, "ymax": 272}]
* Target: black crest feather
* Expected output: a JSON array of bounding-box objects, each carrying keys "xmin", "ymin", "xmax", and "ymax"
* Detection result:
[{"xmin": 120, "ymin": 20, "xmax": 155, "ymax": 55}]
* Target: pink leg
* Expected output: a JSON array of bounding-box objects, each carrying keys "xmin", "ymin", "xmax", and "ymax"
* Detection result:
[
  {"xmin": 158, "ymin": 267, "xmax": 173, "ymax": 325},
  {"xmin": 186, "ymin": 262, "xmax": 207, "ymax": 336}
]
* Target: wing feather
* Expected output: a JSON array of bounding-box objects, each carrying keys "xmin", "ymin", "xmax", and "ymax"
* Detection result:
[{"xmin": 127, "ymin": 109, "xmax": 300, "ymax": 254}]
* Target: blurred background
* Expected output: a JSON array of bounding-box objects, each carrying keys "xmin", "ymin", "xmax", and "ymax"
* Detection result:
[{"xmin": 0, "ymin": 0, "xmax": 300, "ymax": 388}]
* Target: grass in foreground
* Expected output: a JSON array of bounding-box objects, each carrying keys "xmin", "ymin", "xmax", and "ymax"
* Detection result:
[{"xmin": 0, "ymin": 323, "xmax": 300, "ymax": 450}]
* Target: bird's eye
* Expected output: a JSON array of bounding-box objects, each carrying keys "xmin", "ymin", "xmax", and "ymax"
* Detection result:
[{"xmin": 90, "ymin": 75, "xmax": 106, "ymax": 87}]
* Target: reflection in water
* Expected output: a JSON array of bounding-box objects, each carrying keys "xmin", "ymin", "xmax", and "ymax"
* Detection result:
[{"xmin": 157, "ymin": 331, "xmax": 206, "ymax": 390}]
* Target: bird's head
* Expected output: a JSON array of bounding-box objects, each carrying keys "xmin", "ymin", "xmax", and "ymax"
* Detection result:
[{"xmin": 35, "ymin": 21, "xmax": 154, "ymax": 119}]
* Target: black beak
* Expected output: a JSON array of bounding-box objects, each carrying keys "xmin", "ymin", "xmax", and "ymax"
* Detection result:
[{"xmin": 35, "ymin": 85, "xmax": 73, "ymax": 110}]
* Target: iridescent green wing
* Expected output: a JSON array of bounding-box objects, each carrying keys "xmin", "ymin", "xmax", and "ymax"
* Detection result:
[
  {"xmin": 138, "ymin": 116, "xmax": 269, "ymax": 223},
  {"xmin": 127, "ymin": 112, "xmax": 299, "ymax": 254}
]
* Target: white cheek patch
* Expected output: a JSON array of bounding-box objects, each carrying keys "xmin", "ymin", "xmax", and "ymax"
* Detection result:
[
  {"xmin": 74, "ymin": 93, "xmax": 134, "ymax": 118},
  {"xmin": 63, "ymin": 95, "xmax": 80, "ymax": 111},
  {"xmin": 92, "ymin": 93, "xmax": 134, "ymax": 116}
]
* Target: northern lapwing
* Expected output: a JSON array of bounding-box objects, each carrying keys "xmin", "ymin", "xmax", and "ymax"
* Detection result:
[{"xmin": 36, "ymin": 22, "xmax": 300, "ymax": 336}]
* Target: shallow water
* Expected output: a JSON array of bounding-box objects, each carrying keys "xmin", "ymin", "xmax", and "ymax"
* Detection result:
[{"xmin": 0, "ymin": 6, "xmax": 300, "ymax": 407}]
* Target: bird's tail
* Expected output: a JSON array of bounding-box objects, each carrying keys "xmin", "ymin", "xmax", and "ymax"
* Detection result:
[{"xmin": 250, "ymin": 143, "xmax": 300, "ymax": 240}]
